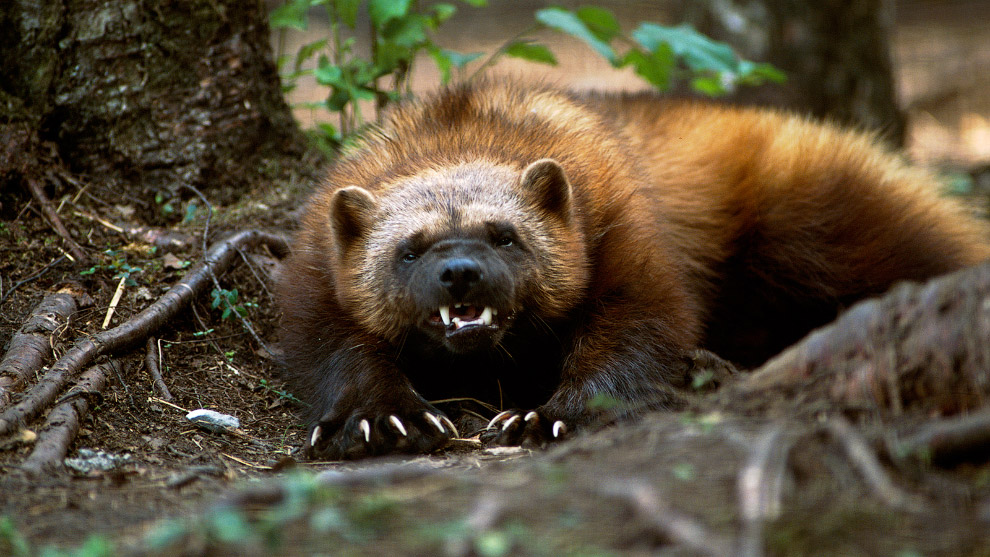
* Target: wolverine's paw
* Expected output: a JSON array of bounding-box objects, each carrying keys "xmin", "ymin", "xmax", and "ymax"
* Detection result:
[
  {"xmin": 485, "ymin": 409, "xmax": 568, "ymax": 448},
  {"xmin": 307, "ymin": 405, "xmax": 458, "ymax": 460}
]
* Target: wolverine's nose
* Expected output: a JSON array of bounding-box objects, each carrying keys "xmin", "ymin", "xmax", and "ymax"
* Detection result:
[{"xmin": 439, "ymin": 258, "xmax": 483, "ymax": 298}]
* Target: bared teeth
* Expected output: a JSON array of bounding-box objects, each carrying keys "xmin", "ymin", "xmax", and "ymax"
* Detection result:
[{"xmin": 440, "ymin": 304, "xmax": 496, "ymax": 329}]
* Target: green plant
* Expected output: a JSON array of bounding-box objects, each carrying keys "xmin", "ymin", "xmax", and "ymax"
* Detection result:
[
  {"xmin": 271, "ymin": 2, "xmax": 784, "ymax": 153},
  {"xmin": 79, "ymin": 249, "xmax": 143, "ymax": 286},
  {"xmin": 271, "ymin": 0, "xmax": 487, "ymax": 151},
  {"xmin": 210, "ymin": 287, "xmax": 257, "ymax": 320},
  {"xmin": 518, "ymin": 6, "xmax": 785, "ymax": 96}
]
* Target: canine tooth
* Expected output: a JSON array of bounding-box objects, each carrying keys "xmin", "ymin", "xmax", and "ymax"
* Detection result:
[
  {"xmin": 552, "ymin": 420, "xmax": 566, "ymax": 438},
  {"xmin": 452, "ymin": 317, "xmax": 464, "ymax": 329},
  {"xmin": 439, "ymin": 306, "xmax": 451, "ymax": 326},
  {"xmin": 425, "ymin": 412, "xmax": 445, "ymax": 433},
  {"xmin": 389, "ymin": 415, "xmax": 408, "ymax": 436},
  {"xmin": 359, "ymin": 419, "xmax": 371, "ymax": 443},
  {"xmin": 310, "ymin": 425, "xmax": 322, "ymax": 447},
  {"xmin": 480, "ymin": 306, "xmax": 493, "ymax": 326}
]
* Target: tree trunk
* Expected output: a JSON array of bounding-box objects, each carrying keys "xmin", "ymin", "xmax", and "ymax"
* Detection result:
[
  {"xmin": 680, "ymin": 0, "xmax": 906, "ymax": 145},
  {"xmin": 0, "ymin": 0, "xmax": 305, "ymax": 218}
]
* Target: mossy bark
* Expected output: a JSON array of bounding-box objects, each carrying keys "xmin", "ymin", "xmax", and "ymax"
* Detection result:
[{"xmin": 0, "ymin": 0, "xmax": 304, "ymax": 212}]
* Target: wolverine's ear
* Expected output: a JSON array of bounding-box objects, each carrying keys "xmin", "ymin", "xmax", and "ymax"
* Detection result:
[
  {"xmin": 521, "ymin": 159, "xmax": 572, "ymax": 221},
  {"xmin": 330, "ymin": 186, "xmax": 377, "ymax": 246}
]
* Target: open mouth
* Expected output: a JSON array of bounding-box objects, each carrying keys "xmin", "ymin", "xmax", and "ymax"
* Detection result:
[{"xmin": 428, "ymin": 303, "xmax": 498, "ymax": 334}]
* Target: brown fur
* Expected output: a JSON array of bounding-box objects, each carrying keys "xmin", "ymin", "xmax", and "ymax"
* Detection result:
[{"xmin": 277, "ymin": 80, "xmax": 989, "ymax": 459}]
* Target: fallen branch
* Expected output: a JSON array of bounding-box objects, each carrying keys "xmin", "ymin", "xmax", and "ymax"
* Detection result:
[
  {"xmin": 0, "ymin": 283, "xmax": 90, "ymax": 407},
  {"xmin": 20, "ymin": 360, "xmax": 115, "ymax": 476},
  {"xmin": 0, "ymin": 229, "xmax": 290, "ymax": 437},
  {"xmin": 145, "ymin": 337, "xmax": 174, "ymax": 402}
]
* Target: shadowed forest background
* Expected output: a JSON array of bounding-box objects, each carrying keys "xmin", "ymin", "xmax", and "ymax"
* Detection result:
[{"xmin": 2, "ymin": 0, "xmax": 990, "ymax": 555}]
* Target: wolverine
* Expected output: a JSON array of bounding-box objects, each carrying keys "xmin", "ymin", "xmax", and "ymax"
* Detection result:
[{"xmin": 277, "ymin": 79, "xmax": 989, "ymax": 460}]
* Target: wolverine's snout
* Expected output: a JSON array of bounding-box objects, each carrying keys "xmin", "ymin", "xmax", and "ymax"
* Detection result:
[{"xmin": 439, "ymin": 257, "xmax": 484, "ymax": 299}]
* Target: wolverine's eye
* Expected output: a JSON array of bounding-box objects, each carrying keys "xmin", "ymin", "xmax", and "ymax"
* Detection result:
[
  {"xmin": 402, "ymin": 253, "xmax": 418, "ymax": 263},
  {"xmin": 496, "ymin": 236, "xmax": 514, "ymax": 248}
]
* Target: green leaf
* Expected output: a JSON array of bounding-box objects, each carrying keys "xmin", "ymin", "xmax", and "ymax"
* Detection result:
[
  {"xmin": 315, "ymin": 55, "xmax": 344, "ymax": 86},
  {"xmin": 369, "ymin": 0, "xmax": 412, "ymax": 28},
  {"xmin": 623, "ymin": 43, "xmax": 675, "ymax": 90},
  {"xmin": 334, "ymin": 0, "xmax": 361, "ymax": 28},
  {"xmin": 575, "ymin": 6, "xmax": 621, "ymax": 42},
  {"xmin": 428, "ymin": 47, "xmax": 482, "ymax": 83},
  {"xmin": 269, "ymin": 0, "xmax": 310, "ymax": 31},
  {"xmin": 690, "ymin": 75, "xmax": 727, "ymax": 96},
  {"xmin": 632, "ymin": 23, "xmax": 737, "ymax": 73},
  {"xmin": 379, "ymin": 13, "xmax": 429, "ymax": 48},
  {"xmin": 504, "ymin": 41, "xmax": 557, "ymax": 65},
  {"xmin": 295, "ymin": 39, "xmax": 327, "ymax": 71},
  {"xmin": 460, "ymin": 0, "xmax": 487, "ymax": 6},
  {"xmin": 432, "ymin": 3, "xmax": 457, "ymax": 24},
  {"xmin": 536, "ymin": 7, "xmax": 617, "ymax": 65}
]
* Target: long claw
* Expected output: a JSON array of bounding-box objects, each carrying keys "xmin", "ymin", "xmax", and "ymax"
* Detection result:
[
  {"xmin": 389, "ymin": 415, "xmax": 408, "ymax": 436},
  {"xmin": 487, "ymin": 410, "xmax": 514, "ymax": 430},
  {"xmin": 552, "ymin": 420, "xmax": 566, "ymax": 438},
  {"xmin": 425, "ymin": 412, "xmax": 445, "ymax": 434},
  {"xmin": 359, "ymin": 419, "xmax": 371, "ymax": 443},
  {"xmin": 440, "ymin": 415, "xmax": 460, "ymax": 438},
  {"xmin": 524, "ymin": 411, "xmax": 538, "ymax": 423},
  {"xmin": 310, "ymin": 425, "xmax": 322, "ymax": 448},
  {"xmin": 501, "ymin": 414, "xmax": 520, "ymax": 431}
]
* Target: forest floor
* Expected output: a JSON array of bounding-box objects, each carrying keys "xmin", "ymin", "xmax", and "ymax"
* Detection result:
[
  {"xmin": 3, "ymin": 2, "xmax": 990, "ymax": 554},
  {"xmin": 2, "ymin": 144, "xmax": 990, "ymax": 557}
]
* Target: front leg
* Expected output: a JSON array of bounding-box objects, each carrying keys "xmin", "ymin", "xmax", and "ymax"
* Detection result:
[
  {"xmin": 301, "ymin": 343, "xmax": 458, "ymax": 460},
  {"xmin": 489, "ymin": 305, "xmax": 693, "ymax": 447}
]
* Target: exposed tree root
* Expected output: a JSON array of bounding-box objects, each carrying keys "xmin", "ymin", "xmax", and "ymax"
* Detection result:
[
  {"xmin": 19, "ymin": 361, "xmax": 115, "ymax": 477},
  {"xmin": 145, "ymin": 337, "xmax": 174, "ymax": 402},
  {"xmin": 824, "ymin": 418, "xmax": 924, "ymax": 511},
  {"xmin": 0, "ymin": 284, "xmax": 91, "ymax": 407},
  {"xmin": 599, "ymin": 479, "xmax": 735, "ymax": 556},
  {"xmin": 25, "ymin": 177, "xmax": 89, "ymax": 265},
  {"xmin": 726, "ymin": 262, "xmax": 990, "ymax": 419},
  {"xmin": 893, "ymin": 410, "xmax": 990, "ymax": 464},
  {"xmin": 0, "ymin": 229, "xmax": 290, "ymax": 440},
  {"xmin": 737, "ymin": 425, "xmax": 788, "ymax": 557}
]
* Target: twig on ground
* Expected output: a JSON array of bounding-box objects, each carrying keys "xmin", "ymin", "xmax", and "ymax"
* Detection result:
[
  {"xmin": 737, "ymin": 425, "xmax": 789, "ymax": 557},
  {"xmin": 25, "ymin": 177, "xmax": 88, "ymax": 265},
  {"xmin": 599, "ymin": 479, "xmax": 734, "ymax": 556},
  {"xmin": 825, "ymin": 418, "xmax": 925, "ymax": 511},
  {"xmin": 101, "ymin": 274, "xmax": 128, "ymax": 329},
  {"xmin": 0, "ymin": 284, "xmax": 88, "ymax": 408},
  {"xmin": 181, "ymin": 185, "xmax": 280, "ymax": 358},
  {"xmin": 892, "ymin": 410, "xmax": 990, "ymax": 464},
  {"xmin": 145, "ymin": 337, "xmax": 174, "ymax": 402},
  {"xmin": 20, "ymin": 360, "xmax": 115, "ymax": 476},
  {"xmin": 0, "ymin": 255, "xmax": 69, "ymax": 308},
  {"xmin": 0, "ymin": 229, "xmax": 289, "ymax": 437}
]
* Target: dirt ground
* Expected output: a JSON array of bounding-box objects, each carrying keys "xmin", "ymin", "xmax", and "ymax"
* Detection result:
[{"xmin": 3, "ymin": 1, "xmax": 990, "ymax": 556}]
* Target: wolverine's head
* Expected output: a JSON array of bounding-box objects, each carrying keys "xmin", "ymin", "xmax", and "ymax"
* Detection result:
[{"xmin": 327, "ymin": 159, "xmax": 588, "ymax": 353}]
